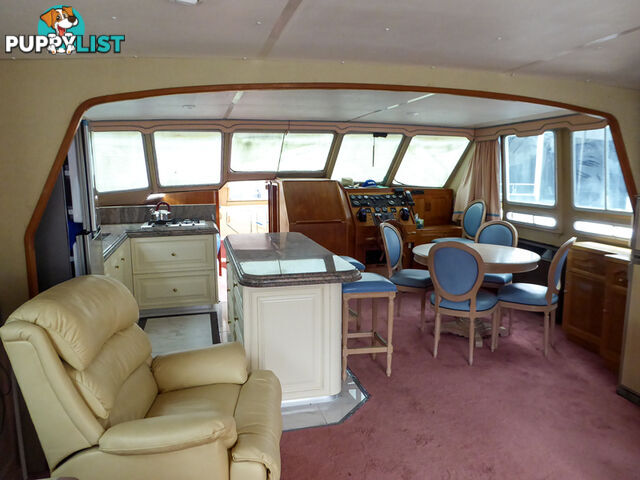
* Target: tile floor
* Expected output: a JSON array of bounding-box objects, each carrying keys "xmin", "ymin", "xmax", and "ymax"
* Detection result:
[{"xmin": 142, "ymin": 272, "xmax": 369, "ymax": 431}]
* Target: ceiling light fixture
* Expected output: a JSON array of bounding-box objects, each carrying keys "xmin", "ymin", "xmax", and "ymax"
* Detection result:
[
  {"xmin": 407, "ymin": 93, "xmax": 435, "ymax": 103},
  {"xmin": 182, "ymin": 104, "xmax": 196, "ymax": 110},
  {"xmin": 232, "ymin": 91, "xmax": 244, "ymax": 104},
  {"xmin": 170, "ymin": 0, "xmax": 202, "ymax": 6}
]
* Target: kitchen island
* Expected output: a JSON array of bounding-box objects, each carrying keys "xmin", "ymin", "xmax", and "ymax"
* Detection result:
[{"xmin": 225, "ymin": 232, "xmax": 360, "ymax": 402}]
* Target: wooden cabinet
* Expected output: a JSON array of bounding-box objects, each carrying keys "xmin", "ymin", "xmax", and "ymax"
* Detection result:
[
  {"xmin": 131, "ymin": 235, "xmax": 217, "ymax": 310},
  {"xmin": 601, "ymin": 255, "xmax": 629, "ymax": 371},
  {"xmin": 562, "ymin": 242, "xmax": 630, "ymax": 372},
  {"xmin": 103, "ymin": 239, "xmax": 133, "ymax": 293}
]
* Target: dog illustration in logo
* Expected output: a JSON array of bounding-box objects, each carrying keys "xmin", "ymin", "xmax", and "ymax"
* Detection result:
[{"xmin": 40, "ymin": 6, "xmax": 78, "ymax": 55}]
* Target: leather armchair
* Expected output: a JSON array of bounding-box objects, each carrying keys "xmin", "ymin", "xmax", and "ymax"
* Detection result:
[{"xmin": 0, "ymin": 275, "xmax": 282, "ymax": 480}]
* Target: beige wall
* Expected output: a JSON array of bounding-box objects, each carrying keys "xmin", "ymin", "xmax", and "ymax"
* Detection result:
[{"xmin": 0, "ymin": 57, "xmax": 639, "ymax": 318}]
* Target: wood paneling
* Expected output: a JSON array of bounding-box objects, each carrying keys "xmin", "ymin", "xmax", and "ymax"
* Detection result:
[{"xmin": 277, "ymin": 179, "xmax": 354, "ymax": 256}]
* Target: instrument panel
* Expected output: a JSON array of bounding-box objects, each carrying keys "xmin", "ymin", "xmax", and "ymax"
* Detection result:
[{"xmin": 347, "ymin": 189, "xmax": 414, "ymax": 224}]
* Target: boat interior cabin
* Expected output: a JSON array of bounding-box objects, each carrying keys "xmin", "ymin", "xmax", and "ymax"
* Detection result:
[{"xmin": 1, "ymin": 2, "xmax": 640, "ymax": 480}]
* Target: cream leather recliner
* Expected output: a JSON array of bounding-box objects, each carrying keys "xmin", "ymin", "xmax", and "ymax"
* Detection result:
[{"xmin": 0, "ymin": 275, "xmax": 282, "ymax": 480}]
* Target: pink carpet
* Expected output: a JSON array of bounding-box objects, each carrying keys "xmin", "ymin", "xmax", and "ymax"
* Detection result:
[{"xmin": 280, "ymin": 295, "xmax": 640, "ymax": 479}]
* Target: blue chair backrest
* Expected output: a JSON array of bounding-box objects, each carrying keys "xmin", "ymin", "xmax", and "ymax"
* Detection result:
[
  {"xmin": 382, "ymin": 224, "xmax": 402, "ymax": 268},
  {"xmin": 477, "ymin": 223, "xmax": 514, "ymax": 247},
  {"xmin": 548, "ymin": 237, "xmax": 576, "ymax": 291},
  {"xmin": 432, "ymin": 246, "xmax": 479, "ymax": 297},
  {"xmin": 463, "ymin": 201, "xmax": 485, "ymax": 237}
]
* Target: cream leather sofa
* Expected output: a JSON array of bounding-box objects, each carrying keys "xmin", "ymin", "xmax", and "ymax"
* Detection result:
[{"xmin": 0, "ymin": 275, "xmax": 282, "ymax": 480}]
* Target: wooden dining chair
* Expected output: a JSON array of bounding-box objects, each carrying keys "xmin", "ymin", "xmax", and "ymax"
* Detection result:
[
  {"xmin": 496, "ymin": 237, "xmax": 577, "ymax": 357},
  {"xmin": 380, "ymin": 222, "xmax": 432, "ymax": 331},
  {"xmin": 427, "ymin": 241, "xmax": 501, "ymax": 365},
  {"xmin": 432, "ymin": 199, "xmax": 486, "ymax": 244},
  {"xmin": 475, "ymin": 220, "xmax": 518, "ymax": 289}
]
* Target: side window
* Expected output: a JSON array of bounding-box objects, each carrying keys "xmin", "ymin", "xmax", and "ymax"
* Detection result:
[
  {"xmin": 572, "ymin": 126, "xmax": 631, "ymax": 212},
  {"xmin": 91, "ymin": 131, "xmax": 148, "ymax": 193},
  {"xmin": 503, "ymin": 131, "xmax": 556, "ymax": 206}
]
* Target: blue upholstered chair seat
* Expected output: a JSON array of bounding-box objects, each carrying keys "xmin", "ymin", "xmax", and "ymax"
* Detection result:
[
  {"xmin": 497, "ymin": 283, "xmax": 558, "ymax": 306},
  {"xmin": 430, "ymin": 290, "xmax": 498, "ymax": 312},
  {"xmin": 339, "ymin": 255, "xmax": 366, "ymax": 271},
  {"xmin": 390, "ymin": 269, "xmax": 432, "ymax": 288},
  {"xmin": 431, "ymin": 237, "xmax": 474, "ymax": 244},
  {"xmin": 483, "ymin": 273, "xmax": 512, "ymax": 285},
  {"xmin": 342, "ymin": 272, "xmax": 397, "ymax": 294}
]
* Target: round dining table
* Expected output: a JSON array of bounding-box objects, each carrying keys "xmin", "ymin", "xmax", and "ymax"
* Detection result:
[
  {"xmin": 412, "ymin": 242, "xmax": 541, "ymax": 347},
  {"xmin": 412, "ymin": 242, "xmax": 541, "ymax": 274}
]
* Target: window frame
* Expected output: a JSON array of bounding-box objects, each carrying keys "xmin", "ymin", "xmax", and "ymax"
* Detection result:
[
  {"xmin": 570, "ymin": 127, "xmax": 633, "ymax": 216},
  {"xmin": 229, "ymin": 130, "xmax": 336, "ymax": 175},
  {"xmin": 390, "ymin": 133, "xmax": 472, "ymax": 188},
  {"xmin": 150, "ymin": 129, "xmax": 224, "ymax": 189},
  {"xmin": 501, "ymin": 130, "xmax": 559, "ymax": 209},
  {"xmin": 90, "ymin": 130, "xmax": 152, "ymax": 195},
  {"xmin": 330, "ymin": 131, "xmax": 405, "ymax": 184}
]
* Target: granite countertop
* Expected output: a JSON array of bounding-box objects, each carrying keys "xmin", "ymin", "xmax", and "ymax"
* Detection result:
[
  {"xmin": 101, "ymin": 221, "xmax": 219, "ymax": 260},
  {"xmin": 224, "ymin": 232, "xmax": 361, "ymax": 287}
]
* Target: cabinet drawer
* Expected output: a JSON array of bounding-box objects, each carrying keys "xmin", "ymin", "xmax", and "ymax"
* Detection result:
[
  {"xmin": 134, "ymin": 271, "xmax": 215, "ymax": 309},
  {"xmin": 132, "ymin": 236, "xmax": 214, "ymax": 274},
  {"xmin": 568, "ymin": 249, "xmax": 605, "ymax": 276}
]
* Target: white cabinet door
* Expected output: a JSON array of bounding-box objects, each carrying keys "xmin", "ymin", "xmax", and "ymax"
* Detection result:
[{"xmin": 243, "ymin": 283, "xmax": 341, "ymax": 401}]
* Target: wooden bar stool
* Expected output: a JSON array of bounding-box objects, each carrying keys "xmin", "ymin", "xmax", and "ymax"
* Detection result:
[{"xmin": 342, "ymin": 272, "xmax": 397, "ymax": 380}]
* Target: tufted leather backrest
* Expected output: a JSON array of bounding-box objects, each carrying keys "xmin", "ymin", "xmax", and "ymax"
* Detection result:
[{"xmin": 0, "ymin": 275, "xmax": 158, "ymax": 468}]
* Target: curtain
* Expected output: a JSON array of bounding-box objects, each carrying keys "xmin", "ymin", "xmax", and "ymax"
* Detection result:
[{"xmin": 453, "ymin": 140, "xmax": 501, "ymax": 222}]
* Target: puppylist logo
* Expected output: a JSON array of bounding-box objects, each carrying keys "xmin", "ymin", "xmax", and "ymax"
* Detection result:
[{"xmin": 5, "ymin": 6, "xmax": 125, "ymax": 55}]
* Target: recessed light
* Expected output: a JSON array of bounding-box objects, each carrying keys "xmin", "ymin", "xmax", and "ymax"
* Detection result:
[
  {"xmin": 496, "ymin": 36, "xmax": 503, "ymax": 41},
  {"xmin": 112, "ymin": 16, "xmax": 117, "ymax": 20},
  {"xmin": 340, "ymin": 60, "xmax": 345, "ymax": 64},
  {"xmin": 256, "ymin": 20, "xmax": 263, "ymax": 25},
  {"xmin": 407, "ymin": 94, "xmax": 435, "ymax": 103},
  {"xmin": 182, "ymin": 104, "xmax": 196, "ymax": 109},
  {"xmin": 242, "ymin": 56, "xmax": 248, "ymax": 60},
  {"xmin": 170, "ymin": 0, "xmax": 201, "ymax": 6},
  {"xmin": 385, "ymin": 27, "xmax": 391, "ymax": 31}
]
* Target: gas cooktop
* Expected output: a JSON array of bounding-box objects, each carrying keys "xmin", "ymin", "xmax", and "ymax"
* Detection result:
[{"xmin": 140, "ymin": 219, "xmax": 206, "ymax": 229}]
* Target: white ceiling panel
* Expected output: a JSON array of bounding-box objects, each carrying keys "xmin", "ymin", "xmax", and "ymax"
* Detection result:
[
  {"xmin": 228, "ymin": 89, "xmax": 426, "ymax": 122},
  {"xmin": 11, "ymin": 0, "xmax": 637, "ymax": 89},
  {"xmin": 518, "ymin": 29, "xmax": 640, "ymax": 88},
  {"xmin": 271, "ymin": 0, "xmax": 640, "ymax": 81},
  {"xmin": 356, "ymin": 94, "xmax": 574, "ymax": 128},
  {"xmin": 83, "ymin": 89, "xmax": 579, "ymax": 129},
  {"xmin": 85, "ymin": 92, "xmax": 237, "ymax": 120},
  {"xmin": 2, "ymin": 0, "xmax": 289, "ymax": 58}
]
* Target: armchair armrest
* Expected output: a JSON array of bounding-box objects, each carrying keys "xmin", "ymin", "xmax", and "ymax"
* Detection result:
[
  {"xmin": 99, "ymin": 412, "xmax": 237, "ymax": 455},
  {"xmin": 152, "ymin": 342, "xmax": 248, "ymax": 393}
]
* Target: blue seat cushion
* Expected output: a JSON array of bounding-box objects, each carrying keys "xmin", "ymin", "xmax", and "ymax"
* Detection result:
[
  {"xmin": 390, "ymin": 269, "xmax": 432, "ymax": 288},
  {"xmin": 483, "ymin": 273, "xmax": 512, "ymax": 285},
  {"xmin": 430, "ymin": 290, "xmax": 498, "ymax": 312},
  {"xmin": 497, "ymin": 283, "xmax": 557, "ymax": 306},
  {"xmin": 342, "ymin": 272, "xmax": 397, "ymax": 294},
  {"xmin": 431, "ymin": 237, "xmax": 474, "ymax": 244},
  {"xmin": 339, "ymin": 255, "xmax": 365, "ymax": 271}
]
